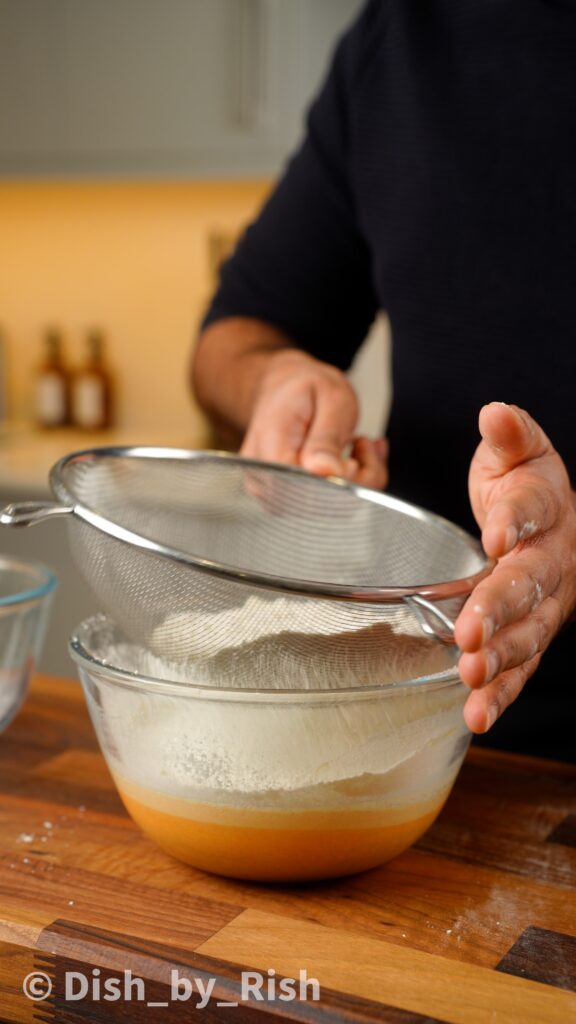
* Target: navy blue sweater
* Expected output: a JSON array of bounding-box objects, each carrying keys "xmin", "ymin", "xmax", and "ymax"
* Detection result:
[{"xmin": 205, "ymin": 0, "xmax": 576, "ymax": 759}]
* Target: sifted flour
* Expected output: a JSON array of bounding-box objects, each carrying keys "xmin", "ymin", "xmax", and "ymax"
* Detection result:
[
  {"xmin": 148, "ymin": 594, "xmax": 458, "ymax": 688},
  {"xmin": 91, "ymin": 644, "xmax": 467, "ymax": 808}
]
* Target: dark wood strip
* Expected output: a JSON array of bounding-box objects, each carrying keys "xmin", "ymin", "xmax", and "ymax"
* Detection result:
[
  {"xmin": 496, "ymin": 926, "xmax": 576, "ymax": 992},
  {"xmin": 0, "ymin": 774, "xmax": 125, "ymax": 816},
  {"xmin": 546, "ymin": 815, "xmax": 576, "ymax": 848},
  {"xmin": 413, "ymin": 750, "xmax": 576, "ymax": 887},
  {"xmin": 0, "ymin": 859, "xmax": 242, "ymax": 951},
  {"xmin": 4, "ymin": 687, "xmax": 99, "ymax": 755},
  {"xmin": 460, "ymin": 748, "xmax": 576, "ymax": 798},
  {"xmin": 417, "ymin": 821, "xmax": 576, "ymax": 889},
  {"xmin": 0, "ymin": 938, "xmax": 38, "ymax": 1024},
  {"xmin": 434, "ymin": 754, "xmax": 575, "ymax": 841},
  {"xmin": 0, "ymin": 738, "xmax": 55, "ymax": 772}
]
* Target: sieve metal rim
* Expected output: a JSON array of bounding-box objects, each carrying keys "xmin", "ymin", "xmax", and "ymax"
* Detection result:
[
  {"xmin": 69, "ymin": 614, "xmax": 465, "ymax": 701},
  {"xmin": 49, "ymin": 446, "xmax": 492, "ymax": 604}
]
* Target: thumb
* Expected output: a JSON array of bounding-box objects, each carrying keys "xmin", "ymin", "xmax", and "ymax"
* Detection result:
[
  {"xmin": 469, "ymin": 403, "xmax": 557, "ymax": 546},
  {"xmin": 476, "ymin": 402, "xmax": 551, "ymax": 475},
  {"xmin": 299, "ymin": 381, "xmax": 358, "ymax": 477}
]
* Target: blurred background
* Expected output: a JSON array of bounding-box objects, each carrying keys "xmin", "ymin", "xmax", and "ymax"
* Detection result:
[{"xmin": 0, "ymin": 0, "xmax": 390, "ymax": 674}]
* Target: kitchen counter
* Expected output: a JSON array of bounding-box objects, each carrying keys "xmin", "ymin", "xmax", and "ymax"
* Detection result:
[
  {"xmin": 1, "ymin": 676, "xmax": 575, "ymax": 1023},
  {"xmin": 0, "ymin": 422, "xmax": 211, "ymax": 495}
]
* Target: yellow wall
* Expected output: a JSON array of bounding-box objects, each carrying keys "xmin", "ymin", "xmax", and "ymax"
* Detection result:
[{"xmin": 0, "ymin": 180, "xmax": 271, "ymax": 439}]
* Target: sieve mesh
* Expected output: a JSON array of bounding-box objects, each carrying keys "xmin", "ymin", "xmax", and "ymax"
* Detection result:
[{"xmin": 52, "ymin": 450, "xmax": 487, "ymax": 687}]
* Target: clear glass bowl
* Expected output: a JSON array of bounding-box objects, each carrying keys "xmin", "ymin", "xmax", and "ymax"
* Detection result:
[
  {"xmin": 70, "ymin": 614, "xmax": 471, "ymax": 882},
  {"xmin": 0, "ymin": 556, "xmax": 57, "ymax": 731}
]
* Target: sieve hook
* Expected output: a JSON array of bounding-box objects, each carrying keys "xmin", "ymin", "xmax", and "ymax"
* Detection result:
[
  {"xmin": 404, "ymin": 595, "xmax": 457, "ymax": 646},
  {"xmin": 0, "ymin": 501, "xmax": 74, "ymax": 527}
]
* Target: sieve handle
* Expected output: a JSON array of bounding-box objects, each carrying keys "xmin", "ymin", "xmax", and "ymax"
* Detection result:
[
  {"xmin": 0, "ymin": 501, "xmax": 74, "ymax": 527},
  {"xmin": 405, "ymin": 595, "xmax": 457, "ymax": 646}
]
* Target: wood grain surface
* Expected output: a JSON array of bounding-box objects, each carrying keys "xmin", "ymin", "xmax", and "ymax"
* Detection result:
[{"xmin": 0, "ymin": 675, "xmax": 574, "ymax": 1023}]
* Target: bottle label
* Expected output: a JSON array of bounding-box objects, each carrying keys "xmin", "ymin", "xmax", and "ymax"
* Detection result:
[
  {"xmin": 73, "ymin": 376, "xmax": 105, "ymax": 428},
  {"xmin": 36, "ymin": 373, "xmax": 66, "ymax": 425}
]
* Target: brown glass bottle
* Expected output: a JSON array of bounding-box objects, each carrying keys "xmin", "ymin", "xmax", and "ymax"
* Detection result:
[
  {"xmin": 35, "ymin": 329, "xmax": 70, "ymax": 428},
  {"xmin": 71, "ymin": 330, "xmax": 114, "ymax": 430}
]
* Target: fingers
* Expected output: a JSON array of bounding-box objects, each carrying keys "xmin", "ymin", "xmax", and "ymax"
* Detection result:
[
  {"xmin": 463, "ymin": 654, "xmax": 541, "ymax": 733},
  {"xmin": 458, "ymin": 594, "xmax": 563, "ymax": 689},
  {"xmin": 298, "ymin": 380, "xmax": 358, "ymax": 476},
  {"xmin": 456, "ymin": 547, "xmax": 564, "ymax": 733},
  {"xmin": 241, "ymin": 371, "xmax": 389, "ymax": 488},
  {"xmin": 302, "ymin": 434, "xmax": 388, "ymax": 489},
  {"xmin": 462, "ymin": 403, "xmax": 576, "ymax": 732},
  {"xmin": 240, "ymin": 352, "xmax": 390, "ymax": 487},
  {"xmin": 469, "ymin": 403, "xmax": 560, "ymax": 543},
  {"xmin": 350, "ymin": 437, "xmax": 388, "ymax": 490},
  {"xmin": 457, "ymin": 535, "xmax": 567, "ymax": 733},
  {"xmin": 241, "ymin": 375, "xmax": 313, "ymax": 464},
  {"xmin": 303, "ymin": 435, "xmax": 388, "ymax": 489},
  {"xmin": 455, "ymin": 546, "xmax": 562, "ymax": 653},
  {"xmin": 242, "ymin": 359, "xmax": 359, "ymax": 478}
]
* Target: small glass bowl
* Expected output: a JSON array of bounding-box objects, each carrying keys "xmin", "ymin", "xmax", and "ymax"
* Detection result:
[
  {"xmin": 0, "ymin": 555, "xmax": 57, "ymax": 731},
  {"xmin": 70, "ymin": 614, "xmax": 471, "ymax": 882}
]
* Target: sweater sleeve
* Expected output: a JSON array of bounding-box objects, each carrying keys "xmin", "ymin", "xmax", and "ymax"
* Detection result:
[{"xmin": 202, "ymin": 2, "xmax": 382, "ymax": 371}]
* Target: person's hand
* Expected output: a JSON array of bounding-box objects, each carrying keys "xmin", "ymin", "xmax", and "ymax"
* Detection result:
[
  {"xmin": 455, "ymin": 402, "xmax": 576, "ymax": 733},
  {"xmin": 241, "ymin": 349, "xmax": 388, "ymax": 489}
]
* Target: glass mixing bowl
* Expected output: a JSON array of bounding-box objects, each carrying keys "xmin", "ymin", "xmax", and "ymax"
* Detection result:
[
  {"xmin": 70, "ymin": 614, "xmax": 471, "ymax": 882},
  {"xmin": 0, "ymin": 555, "xmax": 57, "ymax": 732}
]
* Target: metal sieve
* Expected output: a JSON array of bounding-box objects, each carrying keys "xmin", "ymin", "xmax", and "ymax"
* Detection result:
[{"xmin": 0, "ymin": 448, "xmax": 492, "ymax": 687}]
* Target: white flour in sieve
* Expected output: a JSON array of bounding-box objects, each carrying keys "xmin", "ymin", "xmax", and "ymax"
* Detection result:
[{"xmin": 148, "ymin": 594, "xmax": 457, "ymax": 688}]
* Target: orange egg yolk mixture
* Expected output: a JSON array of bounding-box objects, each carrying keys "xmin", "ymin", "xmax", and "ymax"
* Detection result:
[{"xmin": 115, "ymin": 775, "xmax": 449, "ymax": 881}]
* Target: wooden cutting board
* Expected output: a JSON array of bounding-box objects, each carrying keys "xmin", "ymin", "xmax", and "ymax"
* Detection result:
[{"xmin": 0, "ymin": 675, "xmax": 574, "ymax": 1023}]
